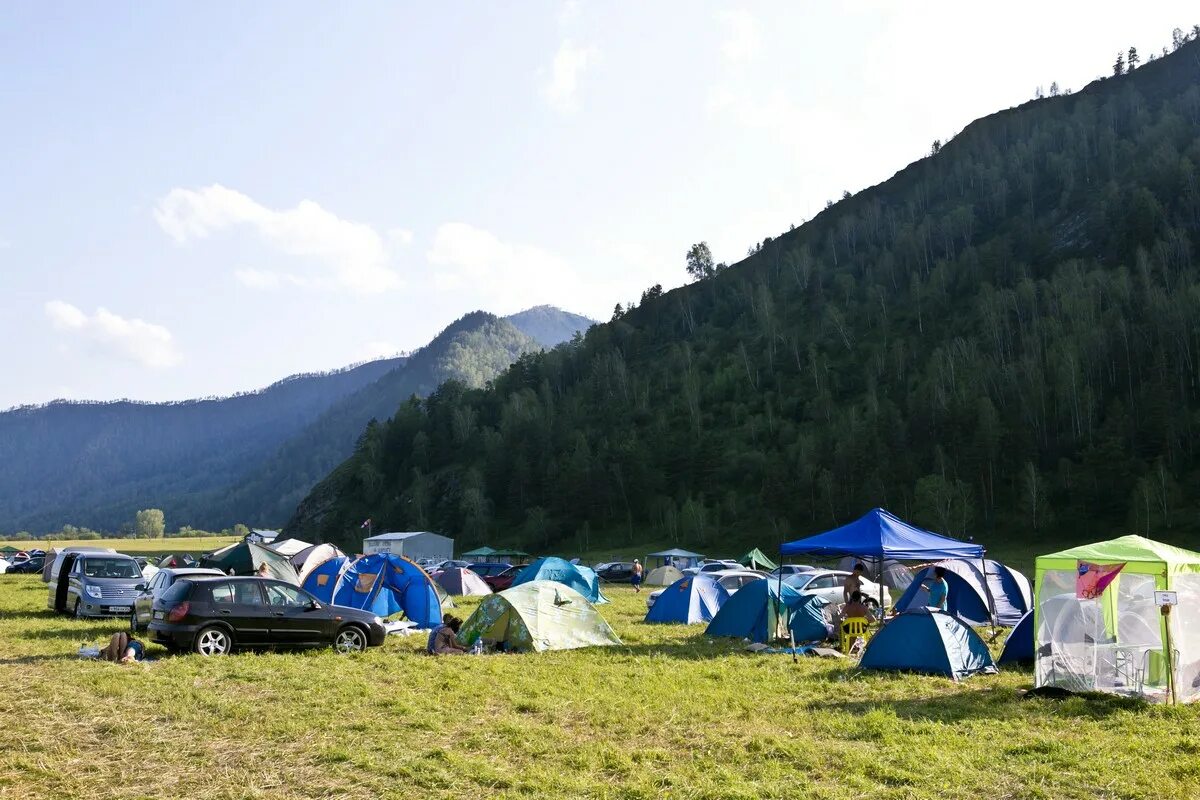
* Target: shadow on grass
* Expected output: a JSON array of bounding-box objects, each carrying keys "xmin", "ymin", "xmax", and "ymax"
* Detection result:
[
  {"xmin": 0, "ymin": 609, "xmax": 60, "ymax": 620},
  {"xmin": 0, "ymin": 653, "xmax": 79, "ymax": 666},
  {"xmin": 825, "ymin": 685, "xmax": 1147, "ymax": 723}
]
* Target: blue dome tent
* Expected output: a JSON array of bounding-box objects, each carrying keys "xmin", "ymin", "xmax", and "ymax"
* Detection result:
[
  {"xmin": 511, "ymin": 556, "xmax": 608, "ymax": 604},
  {"xmin": 789, "ymin": 595, "xmax": 834, "ymax": 643},
  {"xmin": 894, "ymin": 559, "xmax": 1031, "ymax": 626},
  {"xmin": 998, "ymin": 610, "xmax": 1034, "ymax": 665},
  {"xmin": 644, "ymin": 575, "xmax": 730, "ymax": 625},
  {"xmin": 301, "ymin": 553, "xmax": 442, "ymax": 629},
  {"xmin": 859, "ymin": 609, "xmax": 998, "ymax": 680},
  {"xmin": 706, "ymin": 578, "xmax": 807, "ymax": 643}
]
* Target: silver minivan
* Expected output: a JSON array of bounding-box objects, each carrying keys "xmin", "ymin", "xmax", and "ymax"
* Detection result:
[{"xmin": 47, "ymin": 552, "xmax": 145, "ymax": 618}]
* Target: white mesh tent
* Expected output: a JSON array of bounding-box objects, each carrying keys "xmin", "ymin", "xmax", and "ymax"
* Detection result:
[{"xmin": 1035, "ymin": 535, "xmax": 1200, "ymax": 703}]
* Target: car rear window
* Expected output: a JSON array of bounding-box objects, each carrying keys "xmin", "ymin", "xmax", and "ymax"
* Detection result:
[{"xmin": 160, "ymin": 580, "xmax": 193, "ymax": 604}]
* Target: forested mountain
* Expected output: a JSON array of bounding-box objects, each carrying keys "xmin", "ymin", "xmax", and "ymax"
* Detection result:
[
  {"xmin": 187, "ymin": 312, "xmax": 545, "ymax": 526},
  {"xmin": 286, "ymin": 39, "xmax": 1200, "ymax": 556},
  {"xmin": 505, "ymin": 306, "xmax": 595, "ymax": 348},
  {"xmin": 0, "ymin": 306, "xmax": 591, "ymax": 533},
  {"xmin": 0, "ymin": 359, "xmax": 402, "ymax": 533}
]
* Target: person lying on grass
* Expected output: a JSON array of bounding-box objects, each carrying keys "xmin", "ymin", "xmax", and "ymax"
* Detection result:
[
  {"xmin": 100, "ymin": 632, "xmax": 145, "ymax": 663},
  {"xmin": 427, "ymin": 615, "xmax": 470, "ymax": 656}
]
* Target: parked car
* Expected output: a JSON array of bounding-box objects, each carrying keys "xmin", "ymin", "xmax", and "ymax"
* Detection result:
[
  {"xmin": 48, "ymin": 553, "xmax": 145, "ymax": 618},
  {"xmin": 482, "ymin": 565, "xmax": 521, "ymax": 592},
  {"xmin": 784, "ymin": 570, "xmax": 892, "ymax": 609},
  {"xmin": 148, "ymin": 577, "xmax": 387, "ymax": 655},
  {"xmin": 683, "ymin": 560, "xmax": 742, "ymax": 576},
  {"xmin": 130, "ymin": 567, "xmax": 224, "ymax": 632},
  {"xmin": 8, "ymin": 556, "xmax": 45, "ymax": 575},
  {"xmin": 44, "ymin": 546, "xmax": 116, "ymax": 584},
  {"xmin": 646, "ymin": 569, "xmax": 766, "ymax": 609},
  {"xmin": 468, "ymin": 562, "xmax": 512, "ymax": 578},
  {"xmin": 596, "ymin": 562, "xmax": 635, "ymax": 581},
  {"xmin": 435, "ymin": 559, "xmax": 472, "ymax": 571},
  {"xmin": 768, "ymin": 564, "xmax": 816, "ymax": 577}
]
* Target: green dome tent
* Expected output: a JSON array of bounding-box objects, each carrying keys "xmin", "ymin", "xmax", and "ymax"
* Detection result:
[
  {"xmin": 737, "ymin": 548, "xmax": 777, "ymax": 571},
  {"xmin": 457, "ymin": 581, "xmax": 621, "ymax": 653}
]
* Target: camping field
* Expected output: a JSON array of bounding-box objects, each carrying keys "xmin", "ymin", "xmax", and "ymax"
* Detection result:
[
  {"xmin": 3, "ymin": 536, "xmax": 239, "ymax": 559},
  {"xmin": 1, "ymin": 577, "xmax": 1198, "ymax": 799}
]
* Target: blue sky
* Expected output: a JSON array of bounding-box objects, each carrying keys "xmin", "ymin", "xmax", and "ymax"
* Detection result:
[{"xmin": 1, "ymin": 1, "xmax": 1194, "ymax": 408}]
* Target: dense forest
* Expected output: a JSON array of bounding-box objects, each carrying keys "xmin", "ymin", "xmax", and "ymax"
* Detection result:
[
  {"xmin": 0, "ymin": 307, "xmax": 591, "ymax": 534},
  {"xmin": 287, "ymin": 37, "xmax": 1200, "ymax": 556}
]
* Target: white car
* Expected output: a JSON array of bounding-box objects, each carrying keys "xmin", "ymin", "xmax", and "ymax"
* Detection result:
[
  {"xmin": 784, "ymin": 570, "xmax": 892, "ymax": 609},
  {"xmin": 646, "ymin": 569, "xmax": 766, "ymax": 609},
  {"xmin": 768, "ymin": 564, "xmax": 815, "ymax": 577},
  {"xmin": 683, "ymin": 560, "xmax": 740, "ymax": 576}
]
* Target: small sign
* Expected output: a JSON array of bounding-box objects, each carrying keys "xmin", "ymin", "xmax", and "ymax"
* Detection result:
[{"xmin": 1155, "ymin": 590, "xmax": 1178, "ymax": 607}]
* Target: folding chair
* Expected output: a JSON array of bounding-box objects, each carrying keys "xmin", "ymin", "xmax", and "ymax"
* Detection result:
[{"xmin": 841, "ymin": 616, "xmax": 870, "ymax": 654}]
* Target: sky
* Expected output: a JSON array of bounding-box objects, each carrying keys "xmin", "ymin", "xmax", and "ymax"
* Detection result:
[{"xmin": 1, "ymin": 1, "xmax": 1195, "ymax": 409}]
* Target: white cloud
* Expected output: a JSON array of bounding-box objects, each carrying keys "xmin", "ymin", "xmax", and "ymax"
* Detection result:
[
  {"xmin": 543, "ymin": 39, "xmax": 600, "ymax": 112},
  {"xmin": 154, "ymin": 184, "xmax": 400, "ymax": 294},
  {"xmin": 45, "ymin": 301, "xmax": 182, "ymax": 369},
  {"xmin": 387, "ymin": 227, "xmax": 414, "ymax": 246},
  {"xmin": 715, "ymin": 8, "xmax": 761, "ymax": 64},
  {"xmin": 427, "ymin": 222, "xmax": 579, "ymax": 312}
]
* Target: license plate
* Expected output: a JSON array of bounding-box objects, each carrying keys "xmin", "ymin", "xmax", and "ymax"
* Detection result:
[
  {"xmin": 108, "ymin": 606, "xmax": 131, "ymax": 614},
  {"xmin": 153, "ymin": 611, "xmax": 164, "ymax": 620}
]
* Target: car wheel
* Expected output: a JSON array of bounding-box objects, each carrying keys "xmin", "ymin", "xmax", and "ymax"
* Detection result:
[
  {"xmin": 333, "ymin": 625, "xmax": 367, "ymax": 654},
  {"xmin": 193, "ymin": 625, "xmax": 233, "ymax": 656},
  {"xmin": 129, "ymin": 611, "xmax": 139, "ymax": 633},
  {"xmin": 73, "ymin": 598, "xmax": 84, "ymax": 619},
  {"xmin": 864, "ymin": 598, "xmax": 879, "ymax": 610}
]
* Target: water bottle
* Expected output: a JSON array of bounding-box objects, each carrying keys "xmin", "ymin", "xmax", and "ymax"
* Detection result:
[{"xmin": 471, "ymin": 638, "xmax": 484, "ymax": 655}]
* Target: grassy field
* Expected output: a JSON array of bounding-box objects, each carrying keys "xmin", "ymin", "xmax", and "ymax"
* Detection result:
[
  {"xmin": 3, "ymin": 536, "xmax": 238, "ymax": 559},
  {"xmin": 1, "ymin": 575, "xmax": 1198, "ymax": 799}
]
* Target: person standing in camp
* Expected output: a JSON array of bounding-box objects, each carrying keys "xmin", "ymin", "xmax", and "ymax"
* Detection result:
[
  {"xmin": 843, "ymin": 563, "xmax": 865, "ymax": 603},
  {"xmin": 631, "ymin": 559, "xmax": 644, "ymax": 593},
  {"xmin": 926, "ymin": 566, "xmax": 950, "ymax": 611}
]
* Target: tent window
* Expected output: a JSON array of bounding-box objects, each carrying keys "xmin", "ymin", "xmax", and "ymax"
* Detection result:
[
  {"xmin": 316, "ymin": 574, "xmax": 330, "ymax": 587},
  {"xmin": 356, "ymin": 573, "xmax": 377, "ymax": 593}
]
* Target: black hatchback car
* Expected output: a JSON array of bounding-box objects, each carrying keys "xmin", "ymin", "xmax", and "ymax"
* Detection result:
[{"xmin": 148, "ymin": 577, "xmax": 387, "ymax": 656}]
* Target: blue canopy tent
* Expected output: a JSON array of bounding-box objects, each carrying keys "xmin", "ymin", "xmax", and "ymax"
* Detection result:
[
  {"xmin": 511, "ymin": 556, "xmax": 608, "ymax": 604},
  {"xmin": 644, "ymin": 574, "xmax": 730, "ymax": 625},
  {"xmin": 859, "ymin": 609, "xmax": 998, "ymax": 680},
  {"xmin": 302, "ymin": 553, "xmax": 442, "ymax": 629},
  {"xmin": 779, "ymin": 508, "xmax": 992, "ymax": 625},
  {"xmin": 998, "ymin": 609, "xmax": 1034, "ymax": 665}
]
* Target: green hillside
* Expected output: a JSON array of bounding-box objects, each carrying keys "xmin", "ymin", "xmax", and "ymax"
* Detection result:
[{"xmin": 287, "ymin": 41, "xmax": 1200, "ymax": 555}]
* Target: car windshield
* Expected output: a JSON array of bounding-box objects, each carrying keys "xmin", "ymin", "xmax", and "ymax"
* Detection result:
[{"xmin": 81, "ymin": 558, "xmax": 141, "ymax": 578}]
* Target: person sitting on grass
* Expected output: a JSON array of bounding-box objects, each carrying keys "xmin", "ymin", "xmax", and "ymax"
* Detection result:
[
  {"xmin": 101, "ymin": 632, "xmax": 145, "ymax": 663},
  {"xmin": 427, "ymin": 615, "xmax": 469, "ymax": 656}
]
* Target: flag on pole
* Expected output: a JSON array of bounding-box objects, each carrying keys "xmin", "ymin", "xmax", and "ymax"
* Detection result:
[{"xmin": 1076, "ymin": 561, "xmax": 1125, "ymax": 599}]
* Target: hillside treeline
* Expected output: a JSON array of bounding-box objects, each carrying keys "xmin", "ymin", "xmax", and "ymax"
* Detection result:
[{"xmin": 287, "ymin": 40, "xmax": 1200, "ymax": 553}]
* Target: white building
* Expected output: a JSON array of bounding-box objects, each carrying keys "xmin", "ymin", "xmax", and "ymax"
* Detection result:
[{"xmin": 362, "ymin": 531, "xmax": 454, "ymax": 562}]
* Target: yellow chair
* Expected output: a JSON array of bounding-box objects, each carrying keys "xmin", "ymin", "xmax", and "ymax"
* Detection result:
[{"xmin": 840, "ymin": 616, "xmax": 870, "ymax": 654}]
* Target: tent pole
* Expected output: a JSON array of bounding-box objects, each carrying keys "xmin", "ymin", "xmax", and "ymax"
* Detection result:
[
  {"xmin": 980, "ymin": 550, "xmax": 997, "ymax": 639},
  {"xmin": 876, "ymin": 556, "xmax": 884, "ymax": 617}
]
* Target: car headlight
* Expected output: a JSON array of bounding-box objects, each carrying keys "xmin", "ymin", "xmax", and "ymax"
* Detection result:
[
  {"xmin": 85, "ymin": 585, "xmax": 103, "ymax": 599},
  {"xmin": 372, "ymin": 616, "xmax": 384, "ymax": 625}
]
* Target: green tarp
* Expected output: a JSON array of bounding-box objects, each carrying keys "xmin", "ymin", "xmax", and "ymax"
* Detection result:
[
  {"xmin": 738, "ymin": 548, "xmax": 777, "ymax": 571},
  {"xmin": 457, "ymin": 580, "xmax": 621, "ymax": 652}
]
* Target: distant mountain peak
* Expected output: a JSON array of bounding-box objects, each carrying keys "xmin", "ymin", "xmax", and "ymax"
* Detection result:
[{"xmin": 504, "ymin": 306, "xmax": 596, "ymax": 348}]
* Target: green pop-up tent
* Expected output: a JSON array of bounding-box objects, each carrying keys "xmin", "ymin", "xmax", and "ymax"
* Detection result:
[
  {"xmin": 738, "ymin": 548, "xmax": 777, "ymax": 571},
  {"xmin": 457, "ymin": 581, "xmax": 621, "ymax": 653},
  {"xmin": 1035, "ymin": 535, "xmax": 1200, "ymax": 703}
]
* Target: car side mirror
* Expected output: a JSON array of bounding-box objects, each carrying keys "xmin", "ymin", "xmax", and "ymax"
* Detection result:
[
  {"xmin": 135, "ymin": 583, "xmax": 146, "ymax": 591},
  {"xmin": 305, "ymin": 601, "xmax": 319, "ymax": 611}
]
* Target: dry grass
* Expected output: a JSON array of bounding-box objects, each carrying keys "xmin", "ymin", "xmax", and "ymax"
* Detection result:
[{"xmin": 1, "ymin": 575, "xmax": 1198, "ymax": 799}]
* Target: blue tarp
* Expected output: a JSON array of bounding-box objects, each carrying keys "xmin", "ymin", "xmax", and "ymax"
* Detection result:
[
  {"xmin": 894, "ymin": 559, "xmax": 1031, "ymax": 626},
  {"xmin": 780, "ymin": 508, "xmax": 984, "ymax": 561},
  {"xmin": 998, "ymin": 609, "xmax": 1034, "ymax": 664},
  {"xmin": 644, "ymin": 574, "xmax": 730, "ymax": 624},
  {"xmin": 706, "ymin": 579, "xmax": 819, "ymax": 644},
  {"xmin": 301, "ymin": 553, "xmax": 442, "ymax": 629},
  {"xmin": 511, "ymin": 556, "xmax": 608, "ymax": 604},
  {"xmin": 859, "ymin": 608, "xmax": 997, "ymax": 680}
]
